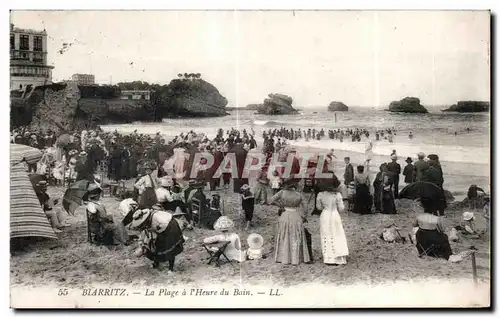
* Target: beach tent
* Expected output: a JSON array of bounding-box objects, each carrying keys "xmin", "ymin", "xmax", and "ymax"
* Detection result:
[{"xmin": 10, "ymin": 144, "xmax": 57, "ymax": 240}]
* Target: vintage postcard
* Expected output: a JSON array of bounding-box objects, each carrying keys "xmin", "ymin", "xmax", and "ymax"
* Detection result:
[{"xmin": 9, "ymin": 10, "xmax": 491, "ymax": 308}]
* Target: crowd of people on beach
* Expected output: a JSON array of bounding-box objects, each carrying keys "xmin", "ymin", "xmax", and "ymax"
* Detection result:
[{"xmin": 12, "ymin": 124, "xmax": 489, "ymax": 273}]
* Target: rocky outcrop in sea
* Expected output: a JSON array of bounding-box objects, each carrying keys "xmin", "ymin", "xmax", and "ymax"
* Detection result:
[
  {"xmin": 328, "ymin": 101, "xmax": 348, "ymax": 111},
  {"xmin": 387, "ymin": 97, "xmax": 428, "ymax": 113},
  {"xmin": 255, "ymin": 93, "xmax": 298, "ymax": 115},
  {"xmin": 442, "ymin": 101, "xmax": 490, "ymax": 113}
]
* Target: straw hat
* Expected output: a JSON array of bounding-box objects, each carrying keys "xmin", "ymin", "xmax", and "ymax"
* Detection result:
[
  {"xmin": 213, "ymin": 216, "xmax": 234, "ymax": 231},
  {"xmin": 130, "ymin": 209, "xmax": 152, "ymax": 229},
  {"xmin": 463, "ymin": 211, "xmax": 474, "ymax": 221},
  {"xmin": 240, "ymin": 184, "xmax": 250, "ymax": 192},
  {"xmin": 247, "ymin": 233, "xmax": 264, "ymax": 250},
  {"xmin": 160, "ymin": 177, "xmax": 174, "ymax": 188}
]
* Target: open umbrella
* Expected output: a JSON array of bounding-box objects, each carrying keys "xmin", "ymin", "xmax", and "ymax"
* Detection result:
[
  {"xmin": 62, "ymin": 179, "xmax": 91, "ymax": 215},
  {"xmin": 399, "ymin": 181, "xmax": 447, "ymax": 214},
  {"xmin": 55, "ymin": 133, "xmax": 72, "ymax": 147}
]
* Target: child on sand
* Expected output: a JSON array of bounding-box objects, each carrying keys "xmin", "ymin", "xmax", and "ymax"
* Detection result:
[{"xmin": 241, "ymin": 184, "xmax": 255, "ymax": 231}]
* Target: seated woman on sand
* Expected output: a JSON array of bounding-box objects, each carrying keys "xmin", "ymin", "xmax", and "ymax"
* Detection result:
[
  {"xmin": 412, "ymin": 198, "xmax": 452, "ymax": 260},
  {"xmin": 131, "ymin": 207, "xmax": 186, "ymax": 272},
  {"xmin": 85, "ymin": 183, "xmax": 130, "ymax": 246},
  {"xmin": 202, "ymin": 216, "xmax": 245, "ymax": 263}
]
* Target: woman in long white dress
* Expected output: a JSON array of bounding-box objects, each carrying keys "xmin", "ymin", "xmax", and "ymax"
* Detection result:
[{"xmin": 315, "ymin": 176, "xmax": 349, "ymax": 265}]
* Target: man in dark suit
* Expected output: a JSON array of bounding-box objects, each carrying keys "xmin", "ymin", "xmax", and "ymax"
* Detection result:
[
  {"xmin": 386, "ymin": 154, "xmax": 401, "ymax": 198},
  {"xmin": 343, "ymin": 157, "xmax": 354, "ymax": 186},
  {"xmin": 414, "ymin": 152, "xmax": 429, "ymax": 182}
]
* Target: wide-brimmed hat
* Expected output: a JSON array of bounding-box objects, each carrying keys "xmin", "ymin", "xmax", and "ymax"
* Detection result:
[
  {"xmin": 130, "ymin": 209, "xmax": 153, "ymax": 229},
  {"xmin": 214, "ymin": 216, "xmax": 234, "ymax": 231},
  {"xmin": 240, "ymin": 184, "xmax": 250, "ymax": 191},
  {"xmin": 160, "ymin": 177, "xmax": 174, "ymax": 188},
  {"xmin": 405, "ymin": 157, "xmax": 413, "ymax": 163},
  {"xmin": 463, "ymin": 211, "xmax": 474, "ymax": 221},
  {"xmin": 247, "ymin": 233, "xmax": 264, "ymax": 250},
  {"xmin": 172, "ymin": 207, "xmax": 186, "ymax": 217},
  {"xmin": 84, "ymin": 183, "xmax": 102, "ymax": 201}
]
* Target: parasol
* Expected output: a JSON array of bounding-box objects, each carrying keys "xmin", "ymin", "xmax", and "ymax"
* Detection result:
[
  {"xmin": 399, "ymin": 181, "xmax": 447, "ymax": 213},
  {"xmin": 55, "ymin": 133, "xmax": 72, "ymax": 147},
  {"xmin": 62, "ymin": 179, "xmax": 91, "ymax": 215}
]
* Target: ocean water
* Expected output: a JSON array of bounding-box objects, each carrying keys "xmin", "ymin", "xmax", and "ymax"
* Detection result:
[{"xmin": 101, "ymin": 107, "xmax": 490, "ymax": 165}]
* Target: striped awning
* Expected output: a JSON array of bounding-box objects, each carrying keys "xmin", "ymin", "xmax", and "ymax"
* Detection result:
[
  {"xmin": 10, "ymin": 150, "xmax": 57, "ymax": 240},
  {"xmin": 10, "ymin": 143, "xmax": 43, "ymax": 166}
]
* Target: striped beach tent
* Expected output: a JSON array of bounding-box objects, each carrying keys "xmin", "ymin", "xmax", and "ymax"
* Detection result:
[{"xmin": 10, "ymin": 144, "xmax": 57, "ymax": 240}]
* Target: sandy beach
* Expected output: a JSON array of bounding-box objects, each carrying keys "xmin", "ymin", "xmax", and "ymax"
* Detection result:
[{"xmin": 10, "ymin": 171, "xmax": 490, "ymax": 292}]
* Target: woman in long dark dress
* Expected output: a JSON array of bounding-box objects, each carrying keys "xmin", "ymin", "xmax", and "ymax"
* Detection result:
[
  {"xmin": 381, "ymin": 174, "xmax": 397, "ymax": 214},
  {"xmin": 413, "ymin": 198, "xmax": 452, "ymax": 260},
  {"xmin": 373, "ymin": 163, "xmax": 388, "ymax": 212},
  {"xmin": 352, "ymin": 164, "xmax": 372, "ymax": 215}
]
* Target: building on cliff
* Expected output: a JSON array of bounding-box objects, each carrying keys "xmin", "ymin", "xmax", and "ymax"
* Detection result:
[
  {"xmin": 120, "ymin": 90, "xmax": 153, "ymax": 100},
  {"xmin": 71, "ymin": 73, "xmax": 95, "ymax": 86},
  {"xmin": 10, "ymin": 23, "xmax": 54, "ymax": 91}
]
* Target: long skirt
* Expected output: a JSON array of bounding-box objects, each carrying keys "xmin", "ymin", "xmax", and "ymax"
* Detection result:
[
  {"xmin": 274, "ymin": 208, "xmax": 311, "ymax": 265},
  {"xmin": 319, "ymin": 209, "xmax": 349, "ymax": 264},
  {"xmin": 352, "ymin": 184, "xmax": 372, "ymax": 215},
  {"xmin": 415, "ymin": 228, "xmax": 452, "ymax": 260},
  {"xmin": 381, "ymin": 190, "xmax": 397, "ymax": 214},
  {"xmin": 138, "ymin": 187, "xmax": 157, "ymax": 209},
  {"xmin": 145, "ymin": 219, "xmax": 185, "ymax": 264},
  {"xmin": 253, "ymin": 182, "xmax": 269, "ymax": 204}
]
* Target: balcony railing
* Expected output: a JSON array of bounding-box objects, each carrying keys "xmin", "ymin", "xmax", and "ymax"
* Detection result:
[{"xmin": 11, "ymin": 72, "xmax": 50, "ymax": 77}]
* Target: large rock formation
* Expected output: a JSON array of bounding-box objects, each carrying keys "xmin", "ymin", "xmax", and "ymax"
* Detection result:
[
  {"xmin": 10, "ymin": 78, "xmax": 229, "ymax": 131},
  {"xmin": 387, "ymin": 97, "xmax": 428, "ymax": 113},
  {"xmin": 156, "ymin": 79, "xmax": 228, "ymax": 117},
  {"xmin": 328, "ymin": 101, "xmax": 348, "ymax": 111},
  {"xmin": 255, "ymin": 93, "xmax": 298, "ymax": 115},
  {"xmin": 442, "ymin": 101, "xmax": 490, "ymax": 113}
]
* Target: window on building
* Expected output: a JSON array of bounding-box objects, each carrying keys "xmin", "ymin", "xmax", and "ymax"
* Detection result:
[
  {"xmin": 33, "ymin": 36, "xmax": 42, "ymax": 52},
  {"xmin": 10, "ymin": 34, "xmax": 14, "ymax": 49},
  {"xmin": 20, "ymin": 35, "xmax": 29, "ymax": 50}
]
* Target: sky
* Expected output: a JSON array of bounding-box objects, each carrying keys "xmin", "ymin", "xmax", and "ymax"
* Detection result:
[{"xmin": 10, "ymin": 10, "xmax": 490, "ymax": 108}]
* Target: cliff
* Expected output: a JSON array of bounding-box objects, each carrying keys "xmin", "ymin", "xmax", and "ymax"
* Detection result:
[
  {"xmin": 156, "ymin": 79, "xmax": 228, "ymax": 117},
  {"xmin": 256, "ymin": 93, "xmax": 298, "ymax": 115},
  {"xmin": 328, "ymin": 101, "xmax": 348, "ymax": 111},
  {"xmin": 387, "ymin": 97, "xmax": 428, "ymax": 113},
  {"xmin": 10, "ymin": 78, "xmax": 229, "ymax": 131},
  {"xmin": 442, "ymin": 101, "xmax": 490, "ymax": 113}
]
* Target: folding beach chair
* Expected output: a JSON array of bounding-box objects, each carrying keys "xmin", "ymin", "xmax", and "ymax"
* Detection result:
[{"xmin": 202, "ymin": 241, "xmax": 234, "ymax": 267}]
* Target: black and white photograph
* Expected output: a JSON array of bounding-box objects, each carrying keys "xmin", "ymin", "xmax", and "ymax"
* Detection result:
[{"xmin": 8, "ymin": 9, "xmax": 491, "ymax": 308}]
